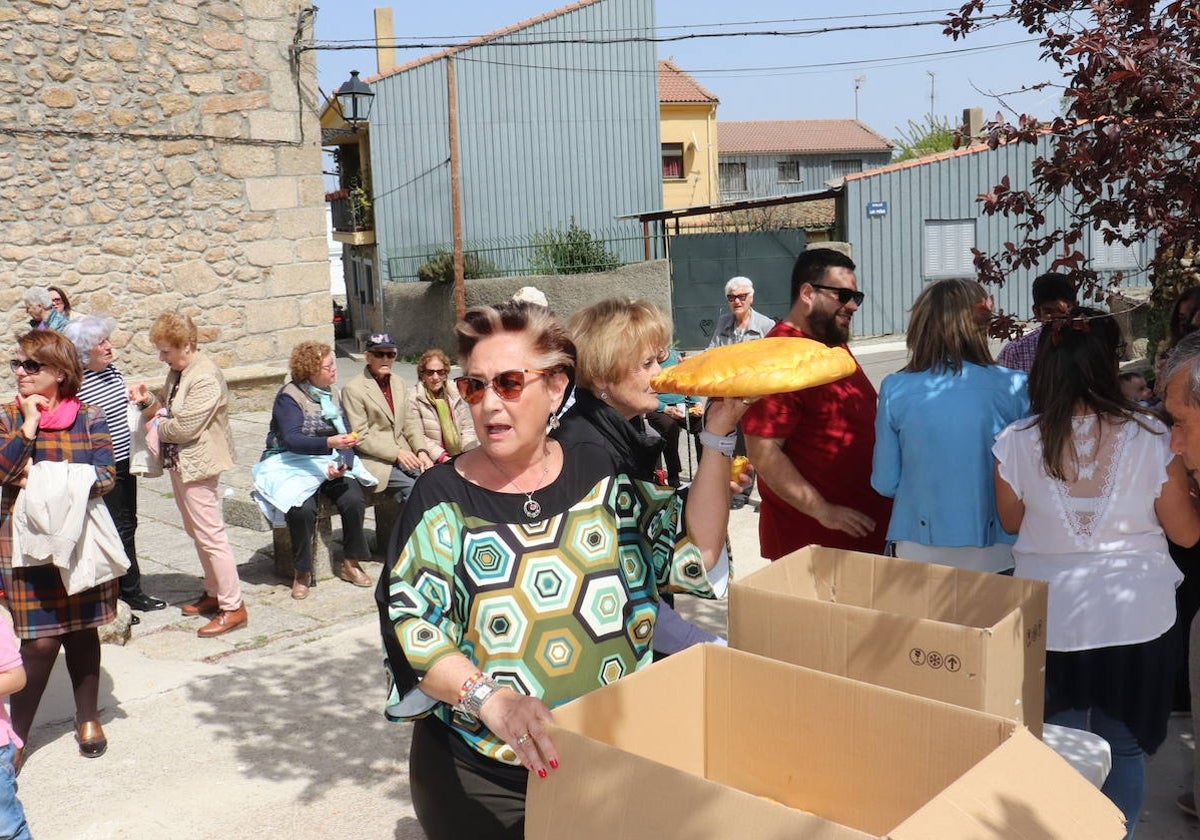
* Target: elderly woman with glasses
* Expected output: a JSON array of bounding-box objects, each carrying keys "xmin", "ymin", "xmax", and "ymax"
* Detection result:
[
  {"xmin": 378, "ymin": 301, "xmax": 751, "ymax": 839},
  {"xmin": 408, "ymin": 348, "xmax": 477, "ymax": 464},
  {"xmin": 1, "ymin": 331, "xmax": 118, "ymax": 766},
  {"xmin": 63, "ymin": 315, "xmax": 167, "ymax": 615},
  {"xmin": 262, "ymin": 341, "xmax": 373, "ymax": 599},
  {"xmin": 130, "ymin": 313, "xmax": 245, "ymax": 636},
  {"xmin": 22, "ymin": 288, "xmax": 69, "ymax": 334}
]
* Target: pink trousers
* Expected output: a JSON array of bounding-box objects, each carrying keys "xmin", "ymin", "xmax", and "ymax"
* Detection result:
[{"xmin": 169, "ymin": 472, "xmax": 243, "ymax": 611}]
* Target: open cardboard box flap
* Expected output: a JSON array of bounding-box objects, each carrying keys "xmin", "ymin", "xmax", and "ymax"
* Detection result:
[
  {"xmin": 527, "ymin": 645, "xmax": 1122, "ymax": 839},
  {"xmin": 730, "ymin": 546, "xmax": 1047, "ymax": 733}
]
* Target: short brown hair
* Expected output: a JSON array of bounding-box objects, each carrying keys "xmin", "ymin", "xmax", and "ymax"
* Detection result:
[
  {"xmin": 417, "ymin": 348, "xmax": 451, "ymax": 375},
  {"xmin": 289, "ymin": 341, "xmax": 332, "ymax": 383},
  {"xmin": 568, "ymin": 298, "xmax": 671, "ymax": 390},
  {"xmin": 17, "ymin": 330, "xmax": 83, "ymax": 398},
  {"xmin": 149, "ymin": 312, "xmax": 197, "ymax": 350}
]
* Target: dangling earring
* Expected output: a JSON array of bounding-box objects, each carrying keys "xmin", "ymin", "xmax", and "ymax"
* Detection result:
[{"xmin": 547, "ymin": 412, "xmax": 560, "ymax": 432}]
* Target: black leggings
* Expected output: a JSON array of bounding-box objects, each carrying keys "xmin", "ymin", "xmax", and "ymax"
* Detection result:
[
  {"xmin": 284, "ymin": 478, "xmax": 368, "ymax": 572},
  {"xmin": 409, "ymin": 718, "xmax": 528, "ymax": 840}
]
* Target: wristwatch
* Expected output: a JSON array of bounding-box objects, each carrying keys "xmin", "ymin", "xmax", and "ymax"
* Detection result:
[{"xmin": 459, "ymin": 675, "xmax": 505, "ymax": 717}]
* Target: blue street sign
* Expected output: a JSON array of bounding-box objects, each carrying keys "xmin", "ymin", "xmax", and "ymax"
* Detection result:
[{"xmin": 866, "ymin": 201, "xmax": 888, "ymax": 218}]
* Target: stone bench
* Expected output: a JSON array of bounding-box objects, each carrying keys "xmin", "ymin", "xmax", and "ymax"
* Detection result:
[{"xmin": 271, "ymin": 493, "xmax": 402, "ymax": 581}]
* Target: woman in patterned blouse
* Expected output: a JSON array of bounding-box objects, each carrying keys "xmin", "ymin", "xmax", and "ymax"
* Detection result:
[{"xmin": 378, "ymin": 301, "xmax": 750, "ymax": 840}]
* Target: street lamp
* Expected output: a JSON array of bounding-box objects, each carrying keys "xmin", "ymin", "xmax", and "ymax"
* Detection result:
[{"xmin": 334, "ymin": 70, "xmax": 374, "ymax": 130}]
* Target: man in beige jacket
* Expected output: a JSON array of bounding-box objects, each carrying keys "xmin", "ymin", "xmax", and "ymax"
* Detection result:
[{"xmin": 341, "ymin": 333, "xmax": 432, "ymax": 505}]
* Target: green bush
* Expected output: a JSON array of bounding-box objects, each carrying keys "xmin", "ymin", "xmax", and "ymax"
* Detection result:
[
  {"xmin": 416, "ymin": 249, "xmax": 498, "ymax": 284},
  {"xmin": 530, "ymin": 219, "xmax": 621, "ymax": 275}
]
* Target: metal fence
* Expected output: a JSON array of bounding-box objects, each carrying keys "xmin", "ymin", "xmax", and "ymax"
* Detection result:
[{"xmin": 384, "ymin": 226, "xmax": 662, "ymax": 282}]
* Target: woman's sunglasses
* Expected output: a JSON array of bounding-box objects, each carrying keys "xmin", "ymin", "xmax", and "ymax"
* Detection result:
[
  {"xmin": 455, "ymin": 369, "xmax": 547, "ymax": 405},
  {"xmin": 9, "ymin": 359, "xmax": 44, "ymax": 374}
]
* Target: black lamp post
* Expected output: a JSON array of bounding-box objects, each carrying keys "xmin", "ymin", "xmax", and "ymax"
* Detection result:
[{"xmin": 334, "ymin": 70, "xmax": 374, "ymax": 130}]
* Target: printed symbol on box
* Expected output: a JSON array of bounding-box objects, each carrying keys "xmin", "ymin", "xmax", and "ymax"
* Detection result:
[
  {"xmin": 927, "ymin": 651, "xmax": 943, "ymax": 670},
  {"xmin": 909, "ymin": 648, "xmax": 925, "ymax": 666},
  {"xmin": 944, "ymin": 654, "xmax": 961, "ymax": 673}
]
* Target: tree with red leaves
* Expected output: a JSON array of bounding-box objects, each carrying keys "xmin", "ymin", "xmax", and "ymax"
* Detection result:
[{"xmin": 945, "ymin": 1, "xmax": 1200, "ymax": 309}]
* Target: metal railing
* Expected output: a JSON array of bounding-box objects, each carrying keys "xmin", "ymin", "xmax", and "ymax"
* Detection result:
[
  {"xmin": 385, "ymin": 227, "xmax": 660, "ymax": 282},
  {"xmin": 328, "ymin": 194, "xmax": 373, "ymax": 233}
]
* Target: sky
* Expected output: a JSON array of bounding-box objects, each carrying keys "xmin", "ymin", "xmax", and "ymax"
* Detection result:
[{"xmin": 311, "ymin": 0, "xmax": 1065, "ymax": 146}]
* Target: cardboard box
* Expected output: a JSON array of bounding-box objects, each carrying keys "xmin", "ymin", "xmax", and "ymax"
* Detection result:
[
  {"xmin": 728, "ymin": 545, "xmax": 1047, "ymax": 734},
  {"xmin": 526, "ymin": 645, "xmax": 1123, "ymax": 839}
]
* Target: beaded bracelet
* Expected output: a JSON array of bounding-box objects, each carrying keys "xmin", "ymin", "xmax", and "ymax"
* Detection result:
[{"xmin": 457, "ymin": 671, "xmax": 484, "ymax": 707}]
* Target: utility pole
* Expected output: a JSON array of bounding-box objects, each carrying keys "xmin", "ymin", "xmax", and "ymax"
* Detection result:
[
  {"xmin": 926, "ymin": 70, "xmax": 936, "ymax": 121},
  {"xmin": 447, "ymin": 55, "xmax": 465, "ymax": 320},
  {"xmin": 853, "ymin": 75, "xmax": 866, "ymax": 121}
]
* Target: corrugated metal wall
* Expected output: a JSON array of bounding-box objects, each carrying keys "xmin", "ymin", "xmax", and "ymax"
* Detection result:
[
  {"xmin": 844, "ymin": 137, "xmax": 1155, "ymax": 336},
  {"xmin": 720, "ymin": 151, "xmax": 893, "ymax": 199},
  {"xmin": 369, "ymin": 0, "xmax": 660, "ymax": 281}
]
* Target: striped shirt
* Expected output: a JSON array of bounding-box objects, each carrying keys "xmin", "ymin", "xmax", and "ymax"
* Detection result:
[{"xmin": 78, "ymin": 364, "xmax": 131, "ymax": 461}]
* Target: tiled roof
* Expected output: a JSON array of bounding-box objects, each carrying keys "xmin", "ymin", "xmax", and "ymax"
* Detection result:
[
  {"xmin": 368, "ymin": 0, "xmax": 607, "ymax": 83},
  {"xmin": 658, "ymin": 59, "xmax": 719, "ymax": 104},
  {"xmin": 841, "ymin": 138, "xmax": 1002, "ymax": 181},
  {"xmin": 719, "ymin": 120, "xmax": 894, "ymax": 155}
]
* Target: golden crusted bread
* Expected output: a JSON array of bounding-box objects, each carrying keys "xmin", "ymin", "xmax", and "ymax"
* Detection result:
[{"xmin": 651, "ymin": 337, "xmax": 856, "ymax": 397}]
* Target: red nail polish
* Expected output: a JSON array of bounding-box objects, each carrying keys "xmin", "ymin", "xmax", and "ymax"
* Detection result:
[
  {"xmin": 537, "ymin": 768, "xmax": 547, "ymax": 778},
  {"xmin": 549, "ymin": 758, "xmax": 559, "ymax": 770}
]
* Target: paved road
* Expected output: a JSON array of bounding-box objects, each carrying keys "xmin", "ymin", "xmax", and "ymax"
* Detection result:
[{"xmin": 12, "ymin": 338, "xmax": 1199, "ymax": 839}]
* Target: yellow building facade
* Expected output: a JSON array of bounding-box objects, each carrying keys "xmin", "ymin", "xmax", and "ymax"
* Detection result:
[{"xmin": 658, "ymin": 60, "xmax": 719, "ymax": 210}]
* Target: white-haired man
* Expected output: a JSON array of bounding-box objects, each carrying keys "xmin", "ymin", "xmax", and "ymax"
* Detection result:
[
  {"xmin": 707, "ymin": 276, "xmax": 776, "ymax": 349},
  {"xmin": 1162, "ymin": 331, "xmax": 1200, "ymax": 819}
]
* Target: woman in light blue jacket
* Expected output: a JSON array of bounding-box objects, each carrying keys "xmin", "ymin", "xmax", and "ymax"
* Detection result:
[{"xmin": 871, "ymin": 278, "xmax": 1029, "ymax": 572}]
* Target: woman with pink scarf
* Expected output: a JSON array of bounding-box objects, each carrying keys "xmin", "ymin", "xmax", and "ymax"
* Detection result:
[{"xmin": 0, "ymin": 330, "xmax": 117, "ymax": 770}]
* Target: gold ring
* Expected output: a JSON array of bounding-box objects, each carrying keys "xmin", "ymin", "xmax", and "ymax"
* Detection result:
[{"xmin": 516, "ymin": 733, "xmax": 531, "ymax": 746}]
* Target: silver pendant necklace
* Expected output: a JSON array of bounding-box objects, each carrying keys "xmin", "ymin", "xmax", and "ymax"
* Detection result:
[{"xmin": 485, "ymin": 447, "xmax": 550, "ymax": 519}]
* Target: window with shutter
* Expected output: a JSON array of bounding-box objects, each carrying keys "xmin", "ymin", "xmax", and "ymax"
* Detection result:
[{"xmin": 924, "ymin": 219, "xmax": 976, "ymax": 277}]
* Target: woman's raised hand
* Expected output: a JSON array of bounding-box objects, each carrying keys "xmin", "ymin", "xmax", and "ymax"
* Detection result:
[
  {"xmin": 128, "ymin": 383, "xmax": 150, "ymax": 405},
  {"xmin": 479, "ymin": 688, "xmax": 559, "ymax": 779},
  {"xmin": 703, "ymin": 395, "xmax": 757, "ymax": 436}
]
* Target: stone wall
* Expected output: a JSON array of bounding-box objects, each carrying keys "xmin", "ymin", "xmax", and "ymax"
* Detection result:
[
  {"xmin": 0, "ymin": 0, "xmax": 329, "ymax": 408},
  {"xmin": 379, "ymin": 261, "xmax": 672, "ymax": 359}
]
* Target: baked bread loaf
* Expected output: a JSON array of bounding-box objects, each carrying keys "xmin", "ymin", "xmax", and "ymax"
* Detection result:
[{"xmin": 651, "ymin": 337, "xmax": 856, "ymax": 397}]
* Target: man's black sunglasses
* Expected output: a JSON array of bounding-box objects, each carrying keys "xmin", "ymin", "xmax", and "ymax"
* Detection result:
[{"xmin": 808, "ymin": 284, "xmax": 865, "ymax": 306}]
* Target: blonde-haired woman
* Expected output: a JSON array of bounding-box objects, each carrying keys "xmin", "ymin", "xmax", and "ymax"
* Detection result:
[
  {"xmin": 871, "ymin": 278, "xmax": 1029, "ymax": 572},
  {"xmin": 130, "ymin": 313, "xmax": 246, "ymax": 636},
  {"xmin": 408, "ymin": 349, "xmax": 477, "ymax": 463}
]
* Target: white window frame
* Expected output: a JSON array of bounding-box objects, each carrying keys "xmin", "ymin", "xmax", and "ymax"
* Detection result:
[
  {"xmin": 1091, "ymin": 221, "xmax": 1141, "ymax": 271},
  {"xmin": 924, "ymin": 219, "xmax": 976, "ymax": 278}
]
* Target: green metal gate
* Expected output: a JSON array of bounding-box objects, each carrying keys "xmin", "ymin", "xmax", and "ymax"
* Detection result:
[{"xmin": 669, "ymin": 230, "xmax": 807, "ymax": 349}]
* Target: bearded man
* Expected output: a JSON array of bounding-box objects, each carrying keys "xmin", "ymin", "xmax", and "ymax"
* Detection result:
[{"xmin": 742, "ymin": 247, "xmax": 891, "ymax": 559}]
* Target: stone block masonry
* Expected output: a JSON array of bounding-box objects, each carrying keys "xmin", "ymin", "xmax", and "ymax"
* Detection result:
[{"xmin": 0, "ymin": 0, "xmax": 330, "ymax": 404}]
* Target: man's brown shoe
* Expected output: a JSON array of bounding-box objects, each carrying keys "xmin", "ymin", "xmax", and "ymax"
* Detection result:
[
  {"xmin": 181, "ymin": 594, "xmax": 219, "ymax": 616},
  {"xmin": 197, "ymin": 605, "xmax": 248, "ymax": 637},
  {"xmin": 337, "ymin": 559, "xmax": 372, "ymax": 588},
  {"xmin": 291, "ymin": 572, "xmax": 310, "ymax": 600}
]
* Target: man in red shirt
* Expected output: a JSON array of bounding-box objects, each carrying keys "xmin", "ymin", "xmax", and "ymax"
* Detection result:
[{"xmin": 743, "ymin": 248, "xmax": 891, "ymax": 559}]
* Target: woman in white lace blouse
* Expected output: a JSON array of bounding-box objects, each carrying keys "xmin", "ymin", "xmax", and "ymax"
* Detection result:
[{"xmin": 993, "ymin": 306, "xmax": 1200, "ymax": 839}]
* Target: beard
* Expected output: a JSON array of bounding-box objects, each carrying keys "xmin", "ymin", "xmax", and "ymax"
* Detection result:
[{"xmin": 806, "ymin": 307, "xmax": 850, "ymax": 346}]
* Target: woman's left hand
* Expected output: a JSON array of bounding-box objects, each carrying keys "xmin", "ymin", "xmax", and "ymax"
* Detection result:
[
  {"xmin": 703, "ymin": 396, "xmax": 757, "ymax": 436},
  {"xmin": 479, "ymin": 689, "xmax": 559, "ymax": 778}
]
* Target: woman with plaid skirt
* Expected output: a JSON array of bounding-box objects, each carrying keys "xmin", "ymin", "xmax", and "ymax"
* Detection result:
[{"xmin": 0, "ymin": 330, "xmax": 118, "ymax": 769}]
